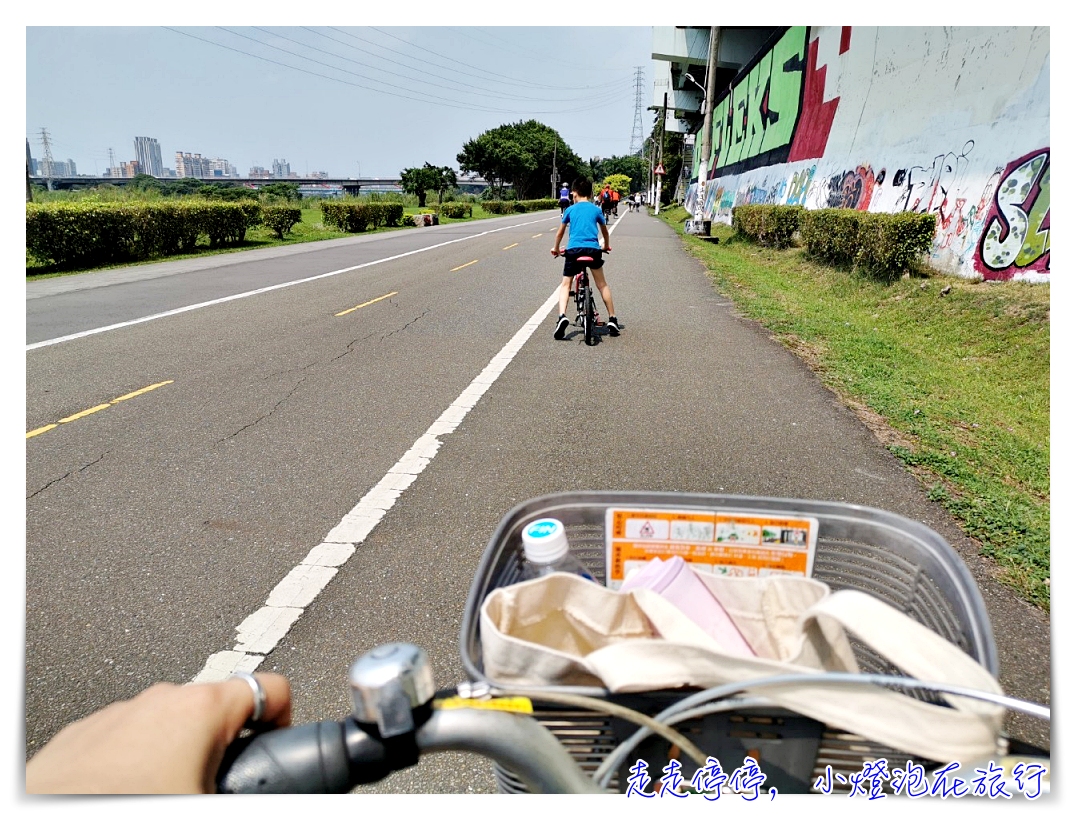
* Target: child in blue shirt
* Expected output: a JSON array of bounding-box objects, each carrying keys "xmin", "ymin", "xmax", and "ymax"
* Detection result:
[{"xmin": 550, "ymin": 177, "xmax": 619, "ymax": 338}]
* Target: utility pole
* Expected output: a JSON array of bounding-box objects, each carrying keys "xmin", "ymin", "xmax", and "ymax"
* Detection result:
[
  {"xmin": 108, "ymin": 147, "xmax": 117, "ymax": 179},
  {"xmin": 697, "ymin": 26, "xmax": 720, "ymax": 220},
  {"xmin": 654, "ymin": 92, "xmax": 667, "ymax": 216},
  {"xmin": 552, "ymin": 140, "xmax": 557, "ymax": 199}
]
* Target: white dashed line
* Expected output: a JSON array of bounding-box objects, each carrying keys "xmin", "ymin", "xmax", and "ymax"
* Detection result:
[{"xmin": 193, "ymin": 212, "xmax": 625, "ymax": 681}]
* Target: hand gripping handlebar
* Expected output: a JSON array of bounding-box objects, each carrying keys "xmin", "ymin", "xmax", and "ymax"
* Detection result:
[{"xmin": 216, "ymin": 643, "xmax": 602, "ymax": 794}]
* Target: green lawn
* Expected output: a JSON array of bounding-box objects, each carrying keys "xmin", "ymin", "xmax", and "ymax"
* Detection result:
[{"xmin": 659, "ymin": 206, "xmax": 1050, "ymax": 610}]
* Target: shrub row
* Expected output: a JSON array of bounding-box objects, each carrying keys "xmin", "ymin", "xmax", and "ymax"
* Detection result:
[
  {"xmin": 437, "ymin": 202, "xmax": 473, "ymax": 219},
  {"xmin": 482, "ymin": 199, "xmax": 558, "ymax": 214},
  {"xmin": 731, "ymin": 204, "xmax": 803, "ymax": 249},
  {"xmin": 798, "ymin": 209, "xmax": 937, "ymax": 281},
  {"xmin": 320, "ymin": 201, "xmax": 405, "ymax": 232},
  {"xmin": 26, "ymin": 201, "xmax": 262, "ymax": 269},
  {"xmin": 730, "ymin": 204, "xmax": 937, "ymax": 281}
]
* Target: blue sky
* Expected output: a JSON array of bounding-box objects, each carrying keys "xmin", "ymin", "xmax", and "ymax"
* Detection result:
[{"xmin": 26, "ymin": 22, "xmax": 656, "ymax": 179}]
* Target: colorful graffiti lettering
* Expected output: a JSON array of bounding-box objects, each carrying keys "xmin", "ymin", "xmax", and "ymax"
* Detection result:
[
  {"xmin": 731, "ymin": 177, "xmax": 789, "ymax": 208},
  {"xmin": 974, "ymin": 149, "xmax": 1050, "ymax": 279},
  {"xmin": 824, "ymin": 165, "xmax": 877, "ymax": 210},
  {"xmin": 710, "ymin": 27, "xmax": 811, "ymax": 177},
  {"xmin": 786, "ymin": 166, "xmax": 816, "ymax": 206}
]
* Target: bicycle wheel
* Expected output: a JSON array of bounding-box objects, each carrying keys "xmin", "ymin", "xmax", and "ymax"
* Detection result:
[{"xmin": 582, "ymin": 282, "xmax": 596, "ymax": 345}]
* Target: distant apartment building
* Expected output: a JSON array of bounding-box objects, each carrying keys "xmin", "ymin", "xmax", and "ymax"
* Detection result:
[
  {"xmin": 175, "ymin": 152, "xmax": 210, "ymax": 177},
  {"xmin": 120, "ymin": 160, "xmax": 141, "ymax": 178},
  {"xmin": 206, "ymin": 157, "xmax": 238, "ymax": 177},
  {"xmin": 134, "ymin": 136, "xmax": 165, "ymax": 177},
  {"xmin": 30, "ymin": 157, "xmax": 77, "ymax": 177},
  {"xmin": 272, "ymin": 158, "xmax": 290, "ymax": 178},
  {"xmin": 249, "ymin": 166, "xmax": 272, "ymax": 179},
  {"xmin": 176, "ymin": 151, "xmax": 237, "ymax": 178}
]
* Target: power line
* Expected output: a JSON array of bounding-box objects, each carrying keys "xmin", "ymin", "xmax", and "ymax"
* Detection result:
[
  {"xmin": 281, "ymin": 27, "xmax": 627, "ymax": 103},
  {"xmin": 165, "ymin": 27, "xmax": 630, "ymax": 116},
  {"xmin": 367, "ymin": 26, "xmax": 627, "ymax": 92},
  {"xmin": 340, "ymin": 26, "xmax": 630, "ymax": 93}
]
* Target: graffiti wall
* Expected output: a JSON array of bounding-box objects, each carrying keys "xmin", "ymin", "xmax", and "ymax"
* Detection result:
[{"xmin": 686, "ymin": 26, "xmax": 1050, "ymax": 282}]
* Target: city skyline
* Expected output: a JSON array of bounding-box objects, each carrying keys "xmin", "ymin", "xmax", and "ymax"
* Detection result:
[{"xmin": 26, "ymin": 25, "xmax": 657, "ymax": 181}]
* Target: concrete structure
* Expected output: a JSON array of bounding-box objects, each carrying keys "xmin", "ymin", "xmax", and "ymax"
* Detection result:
[
  {"xmin": 175, "ymin": 151, "xmax": 210, "ymax": 178},
  {"xmin": 676, "ymin": 26, "xmax": 1050, "ymax": 282},
  {"xmin": 272, "ymin": 158, "xmax": 291, "ymax": 178},
  {"xmin": 134, "ymin": 136, "xmax": 164, "ymax": 177},
  {"xmin": 652, "ymin": 27, "xmax": 781, "ymax": 134}
]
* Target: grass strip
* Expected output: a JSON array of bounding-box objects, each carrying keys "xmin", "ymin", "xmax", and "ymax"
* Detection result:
[{"xmin": 659, "ymin": 207, "xmax": 1049, "ymax": 610}]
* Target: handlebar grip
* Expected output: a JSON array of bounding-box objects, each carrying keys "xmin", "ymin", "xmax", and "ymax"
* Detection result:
[{"xmin": 217, "ymin": 721, "xmax": 354, "ymax": 794}]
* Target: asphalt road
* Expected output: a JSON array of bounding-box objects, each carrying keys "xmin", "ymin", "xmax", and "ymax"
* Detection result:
[{"xmin": 25, "ymin": 209, "xmax": 1049, "ymax": 792}]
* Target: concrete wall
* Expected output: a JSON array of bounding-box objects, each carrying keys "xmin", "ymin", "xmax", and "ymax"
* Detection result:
[{"xmin": 684, "ymin": 27, "xmax": 1050, "ymax": 282}]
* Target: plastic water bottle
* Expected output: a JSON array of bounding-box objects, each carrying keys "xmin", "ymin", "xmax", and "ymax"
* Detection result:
[{"xmin": 520, "ymin": 518, "xmax": 596, "ymax": 582}]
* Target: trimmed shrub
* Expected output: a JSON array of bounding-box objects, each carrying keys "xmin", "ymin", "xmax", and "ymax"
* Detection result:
[
  {"xmin": 27, "ymin": 201, "xmax": 261, "ymax": 269},
  {"xmin": 320, "ymin": 201, "xmax": 405, "ymax": 232},
  {"xmin": 731, "ymin": 204, "xmax": 802, "ymax": 248},
  {"xmin": 438, "ymin": 202, "xmax": 472, "ymax": 219},
  {"xmin": 483, "ymin": 199, "xmax": 557, "ymax": 215},
  {"xmin": 799, "ymin": 208, "xmax": 936, "ymax": 281},
  {"xmin": 262, "ymin": 205, "xmax": 302, "ymax": 239}
]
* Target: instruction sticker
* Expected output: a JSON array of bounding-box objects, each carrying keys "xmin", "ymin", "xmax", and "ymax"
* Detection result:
[{"xmin": 604, "ymin": 507, "xmax": 819, "ymax": 589}]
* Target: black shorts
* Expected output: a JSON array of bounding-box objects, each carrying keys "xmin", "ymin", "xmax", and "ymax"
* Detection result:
[{"xmin": 563, "ymin": 247, "xmax": 604, "ymax": 277}]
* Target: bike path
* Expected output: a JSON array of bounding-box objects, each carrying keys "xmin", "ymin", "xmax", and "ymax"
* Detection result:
[{"xmin": 268, "ymin": 208, "xmax": 1047, "ymax": 792}]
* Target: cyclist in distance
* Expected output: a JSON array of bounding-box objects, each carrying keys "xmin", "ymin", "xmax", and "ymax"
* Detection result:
[
  {"xmin": 599, "ymin": 183, "xmax": 613, "ymax": 220},
  {"xmin": 558, "ymin": 181, "xmax": 571, "ymax": 213},
  {"xmin": 550, "ymin": 177, "xmax": 619, "ymax": 339}
]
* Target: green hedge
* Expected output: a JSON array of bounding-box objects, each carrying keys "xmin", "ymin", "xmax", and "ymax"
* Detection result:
[
  {"xmin": 320, "ymin": 201, "xmax": 405, "ymax": 232},
  {"xmin": 729, "ymin": 204, "xmax": 937, "ymax": 282},
  {"xmin": 26, "ymin": 201, "xmax": 261, "ymax": 269},
  {"xmin": 438, "ymin": 202, "xmax": 473, "ymax": 219},
  {"xmin": 262, "ymin": 205, "xmax": 302, "ymax": 238},
  {"xmin": 731, "ymin": 204, "xmax": 802, "ymax": 248},
  {"xmin": 799, "ymin": 209, "xmax": 937, "ymax": 281},
  {"xmin": 483, "ymin": 199, "xmax": 558, "ymax": 214}
]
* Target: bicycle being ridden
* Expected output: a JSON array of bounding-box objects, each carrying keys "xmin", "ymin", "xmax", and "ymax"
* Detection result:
[{"xmin": 550, "ymin": 178, "xmax": 619, "ymax": 343}]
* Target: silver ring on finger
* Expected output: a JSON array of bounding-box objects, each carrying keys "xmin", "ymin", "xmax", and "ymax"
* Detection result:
[{"xmin": 232, "ymin": 671, "xmax": 266, "ymax": 724}]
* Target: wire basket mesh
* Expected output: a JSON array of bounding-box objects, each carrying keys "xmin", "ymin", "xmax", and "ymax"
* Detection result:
[{"xmin": 459, "ymin": 492, "xmax": 998, "ymax": 793}]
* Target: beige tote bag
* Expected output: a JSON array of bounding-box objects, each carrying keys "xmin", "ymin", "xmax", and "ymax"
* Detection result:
[{"xmin": 480, "ymin": 571, "xmax": 1004, "ymax": 763}]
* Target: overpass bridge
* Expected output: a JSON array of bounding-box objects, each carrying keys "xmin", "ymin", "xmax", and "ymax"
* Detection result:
[{"xmin": 31, "ymin": 175, "xmax": 490, "ymax": 196}]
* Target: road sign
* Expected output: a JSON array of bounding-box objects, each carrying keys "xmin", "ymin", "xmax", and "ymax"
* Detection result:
[{"xmin": 654, "ymin": 163, "xmax": 666, "ymax": 176}]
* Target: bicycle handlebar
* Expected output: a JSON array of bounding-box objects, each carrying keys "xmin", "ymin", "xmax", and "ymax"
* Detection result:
[{"xmin": 217, "ymin": 703, "xmax": 605, "ymax": 794}]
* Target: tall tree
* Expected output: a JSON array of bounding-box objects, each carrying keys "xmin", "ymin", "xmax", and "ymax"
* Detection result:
[
  {"xmin": 457, "ymin": 121, "xmax": 583, "ymax": 200},
  {"xmin": 400, "ymin": 163, "xmax": 458, "ymax": 208}
]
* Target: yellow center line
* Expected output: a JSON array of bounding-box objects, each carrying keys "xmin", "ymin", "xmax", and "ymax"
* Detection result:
[
  {"xmin": 336, "ymin": 291, "xmax": 398, "ymax": 317},
  {"xmin": 451, "ymin": 260, "xmax": 479, "ymax": 272},
  {"xmin": 28, "ymin": 380, "xmax": 174, "ymax": 439},
  {"xmin": 58, "ymin": 404, "xmax": 112, "ymax": 423},
  {"xmin": 502, "ymin": 243, "xmax": 519, "ymax": 250},
  {"xmin": 111, "ymin": 380, "xmax": 174, "ymax": 403}
]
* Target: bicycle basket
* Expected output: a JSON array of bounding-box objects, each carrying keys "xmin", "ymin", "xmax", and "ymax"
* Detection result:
[{"xmin": 459, "ymin": 491, "xmax": 998, "ymax": 793}]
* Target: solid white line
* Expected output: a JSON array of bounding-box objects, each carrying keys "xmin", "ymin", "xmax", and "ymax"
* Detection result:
[
  {"xmin": 27, "ymin": 215, "xmax": 555, "ymax": 351},
  {"xmin": 192, "ymin": 211, "xmax": 626, "ymax": 681}
]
